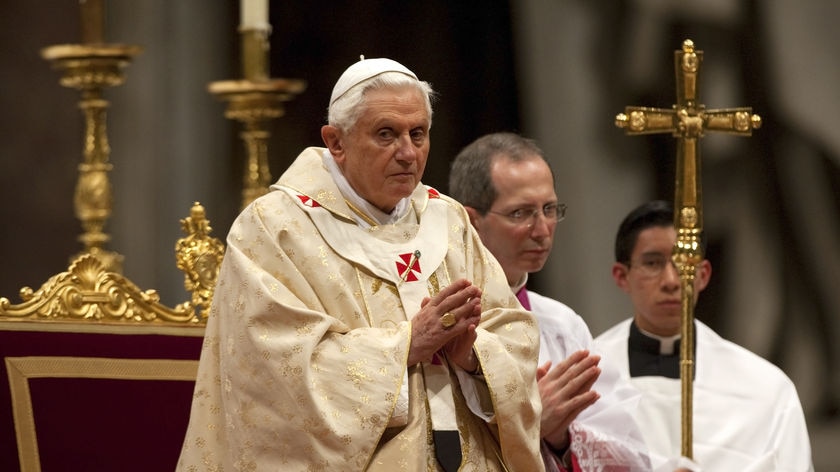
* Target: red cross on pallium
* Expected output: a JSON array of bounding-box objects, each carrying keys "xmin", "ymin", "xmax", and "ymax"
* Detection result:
[
  {"xmin": 396, "ymin": 251, "xmax": 422, "ymax": 282},
  {"xmin": 296, "ymin": 194, "xmax": 321, "ymax": 207},
  {"xmin": 427, "ymin": 188, "xmax": 440, "ymax": 199}
]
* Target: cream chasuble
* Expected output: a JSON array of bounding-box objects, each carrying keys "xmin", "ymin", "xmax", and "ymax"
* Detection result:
[{"xmin": 177, "ymin": 147, "xmax": 545, "ymax": 472}]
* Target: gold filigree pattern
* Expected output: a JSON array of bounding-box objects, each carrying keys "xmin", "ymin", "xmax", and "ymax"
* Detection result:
[
  {"xmin": 0, "ymin": 254, "xmax": 198, "ymax": 323},
  {"xmin": 0, "ymin": 202, "xmax": 226, "ymax": 325},
  {"xmin": 176, "ymin": 202, "xmax": 226, "ymax": 321}
]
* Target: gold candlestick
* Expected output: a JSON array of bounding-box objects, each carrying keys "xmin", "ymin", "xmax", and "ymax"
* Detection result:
[
  {"xmin": 241, "ymin": 28, "xmax": 270, "ymax": 82},
  {"xmin": 209, "ymin": 26, "xmax": 306, "ymax": 210},
  {"xmin": 79, "ymin": 0, "xmax": 104, "ymax": 44},
  {"xmin": 41, "ymin": 43, "xmax": 141, "ymax": 273}
]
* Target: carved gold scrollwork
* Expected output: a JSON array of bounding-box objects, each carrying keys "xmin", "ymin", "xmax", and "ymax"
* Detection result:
[
  {"xmin": 0, "ymin": 254, "xmax": 197, "ymax": 323},
  {"xmin": 175, "ymin": 202, "xmax": 225, "ymax": 321},
  {"xmin": 1, "ymin": 203, "xmax": 225, "ymax": 325}
]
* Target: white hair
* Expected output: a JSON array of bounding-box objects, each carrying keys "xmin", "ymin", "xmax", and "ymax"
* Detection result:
[{"xmin": 327, "ymin": 72, "xmax": 435, "ymax": 132}]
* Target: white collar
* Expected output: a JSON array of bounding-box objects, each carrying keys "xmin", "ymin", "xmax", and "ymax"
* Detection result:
[
  {"xmin": 637, "ymin": 325, "xmax": 682, "ymax": 355},
  {"xmin": 322, "ymin": 149, "xmax": 410, "ymax": 228}
]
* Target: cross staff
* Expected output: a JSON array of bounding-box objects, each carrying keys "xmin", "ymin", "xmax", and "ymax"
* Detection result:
[{"xmin": 614, "ymin": 39, "xmax": 761, "ymax": 459}]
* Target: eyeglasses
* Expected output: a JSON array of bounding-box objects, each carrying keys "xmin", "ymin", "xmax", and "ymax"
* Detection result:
[
  {"xmin": 626, "ymin": 255, "xmax": 678, "ymax": 278},
  {"xmin": 486, "ymin": 203, "xmax": 567, "ymax": 227}
]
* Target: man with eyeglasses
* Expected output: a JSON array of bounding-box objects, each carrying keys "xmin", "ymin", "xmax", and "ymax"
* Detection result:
[
  {"xmin": 449, "ymin": 132, "xmax": 652, "ymax": 471},
  {"xmin": 595, "ymin": 200, "xmax": 813, "ymax": 471}
]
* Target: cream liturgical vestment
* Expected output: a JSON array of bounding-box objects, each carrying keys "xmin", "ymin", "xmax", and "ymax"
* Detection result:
[
  {"xmin": 595, "ymin": 319, "xmax": 813, "ymax": 472},
  {"xmin": 177, "ymin": 147, "xmax": 545, "ymax": 472}
]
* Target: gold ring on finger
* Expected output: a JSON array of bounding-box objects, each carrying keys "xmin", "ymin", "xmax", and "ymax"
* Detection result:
[{"xmin": 441, "ymin": 312, "xmax": 456, "ymax": 328}]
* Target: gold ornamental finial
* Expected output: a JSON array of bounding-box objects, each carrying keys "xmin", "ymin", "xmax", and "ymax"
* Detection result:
[{"xmin": 175, "ymin": 202, "xmax": 225, "ymax": 320}]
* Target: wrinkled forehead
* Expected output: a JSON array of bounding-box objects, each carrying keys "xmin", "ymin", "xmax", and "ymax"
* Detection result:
[{"xmin": 356, "ymin": 84, "xmax": 432, "ymax": 126}]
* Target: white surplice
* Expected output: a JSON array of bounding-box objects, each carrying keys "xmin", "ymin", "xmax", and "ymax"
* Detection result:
[{"xmin": 595, "ymin": 318, "xmax": 814, "ymax": 471}]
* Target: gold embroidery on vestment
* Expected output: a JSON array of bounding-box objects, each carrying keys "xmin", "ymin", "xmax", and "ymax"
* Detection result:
[
  {"xmin": 427, "ymin": 272, "xmax": 440, "ymax": 296},
  {"xmin": 344, "ymin": 199, "xmax": 379, "ymax": 227},
  {"xmin": 356, "ymin": 267, "xmax": 374, "ymax": 326}
]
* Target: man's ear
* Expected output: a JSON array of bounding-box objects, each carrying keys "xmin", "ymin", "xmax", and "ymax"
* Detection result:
[
  {"xmin": 321, "ymin": 125, "xmax": 344, "ymax": 161},
  {"xmin": 464, "ymin": 206, "xmax": 481, "ymax": 229},
  {"xmin": 612, "ymin": 262, "xmax": 631, "ymax": 293},
  {"xmin": 695, "ymin": 259, "xmax": 712, "ymax": 293}
]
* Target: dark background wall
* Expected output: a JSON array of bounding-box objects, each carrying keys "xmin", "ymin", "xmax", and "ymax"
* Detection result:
[{"xmin": 0, "ymin": 1, "xmax": 522, "ymax": 303}]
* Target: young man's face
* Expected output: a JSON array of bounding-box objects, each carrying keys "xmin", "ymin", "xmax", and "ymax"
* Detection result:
[
  {"xmin": 468, "ymin": 156, "xmax": 558, "ymax": 286},
  {"xmin": 611, "ymin": 225, "xmax": 711, "ymax": 337},
  {"xmin": 323, "ymin": 85, "xmax": 430, "ymax": 213}
]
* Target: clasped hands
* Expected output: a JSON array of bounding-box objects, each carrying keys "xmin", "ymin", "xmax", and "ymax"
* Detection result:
[
  {"xmin": 539, "ymin": 349, "xmax": 602, "ymax": 451},
  {"xmin": 408, "ymin": 278, "xmax": 482, "ymax": 371}
]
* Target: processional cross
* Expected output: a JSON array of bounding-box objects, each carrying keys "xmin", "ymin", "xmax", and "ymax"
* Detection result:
[{"xmin": 614, "ymin": 39, "xmax": 761, "ymax": 459}]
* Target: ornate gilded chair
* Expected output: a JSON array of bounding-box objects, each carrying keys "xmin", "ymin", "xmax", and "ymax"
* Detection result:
[
  {"xmin": 2, "ymin": 4, "xmax": 301, "ymax": 469},
  {"xmin": 0, "ymin": 203, "xmax": 224, "ymax": 472}
]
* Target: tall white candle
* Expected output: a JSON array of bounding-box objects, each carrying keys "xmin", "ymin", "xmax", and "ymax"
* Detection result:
[{"xmin": 240, "ymin": 0, "xmax": 269, "ymax": 31}]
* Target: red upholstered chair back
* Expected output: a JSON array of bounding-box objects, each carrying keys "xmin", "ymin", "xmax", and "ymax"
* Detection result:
[{"xmin": 0, "ymin": 322, "xmax": 204, "ymax": 472}]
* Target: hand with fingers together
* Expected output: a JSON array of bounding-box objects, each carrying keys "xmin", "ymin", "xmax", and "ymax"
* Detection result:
[
  {"xmin": 408, "ymin": 278, "xmax": 483, "ymax": 371},
  {"xmin": 538, "ymin": 349, "xmax": 602, "ymax": 451}
]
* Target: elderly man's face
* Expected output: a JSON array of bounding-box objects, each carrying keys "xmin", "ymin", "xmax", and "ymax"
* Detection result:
[{"xmin": 323, "ymin": 85, "xmax": 430, "ymax": 213}]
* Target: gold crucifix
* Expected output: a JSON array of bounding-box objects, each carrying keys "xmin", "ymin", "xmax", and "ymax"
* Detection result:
[{"xmin": 615, "ymin": 39, "xmax": 761, "ymax": 459}]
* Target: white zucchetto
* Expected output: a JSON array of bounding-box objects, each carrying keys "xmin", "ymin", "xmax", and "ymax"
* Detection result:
[{"xmin": 329, "ymin": 56, "xmax": 418, "ymax": 105}]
